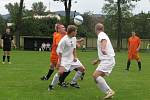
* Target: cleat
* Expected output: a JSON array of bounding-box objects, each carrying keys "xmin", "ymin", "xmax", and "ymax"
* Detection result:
[
  {"xmin": 104, "ymin": 90, "xmax": 115, "ymax": 99},
  {"xmin": 2, "ymin": 62, "xmax": 5, "ymax": 64},
  {"xmin": 48, "ymin": 85, "xmax": 54, "ymax": 91},
  {"xmin": 125, "ymin": 68, "xmax": 129, "ymax": 71},
  {"xmin": 8, "ymin": 62, "xmax": 11, "ymax": 64},
  {"xmin": 70, "ymin": 82, "xmax": 80, "ymax": 88},
  {"xmin": 80, "ymin": 73, "xmax": 85, "ymax": 80},
  {"xmin": 58, "ymin": 82, "xmax": 68, "ymax": 88},
  {"xmin": 40, "ymin": 76, "xmax": 48, "ymax": 80}
]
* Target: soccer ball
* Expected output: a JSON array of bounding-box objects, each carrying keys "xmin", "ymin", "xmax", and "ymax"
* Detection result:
[{"xmin": 74, "ymin": 15, "xmax": 83, "ymax": 25}]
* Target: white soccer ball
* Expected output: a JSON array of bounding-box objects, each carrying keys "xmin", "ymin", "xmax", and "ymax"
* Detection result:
[{"xmin": 74, "ymin": 15, "xmax": 83, "ymax": 25}]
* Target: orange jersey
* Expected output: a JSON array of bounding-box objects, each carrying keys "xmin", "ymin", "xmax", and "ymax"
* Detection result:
[
  {"xmin": 128, "ymin": 36, "xmax": 141, "ymax": 60},
  {"xmin": 50, "ymin": 32, "xmax": 65, "ymax": 64}
]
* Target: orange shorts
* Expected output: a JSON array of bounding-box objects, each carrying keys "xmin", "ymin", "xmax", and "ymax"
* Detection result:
[{"xmin": 128, "ymin": 53, "xmax": 140, "ymax": 60}]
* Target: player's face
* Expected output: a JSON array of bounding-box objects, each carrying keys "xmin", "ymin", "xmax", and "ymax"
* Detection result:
[
  {"xmin": 132, "ymin": 32, "xmax": 136, "ymax": 36},
  {"xmin": 6, "ymin": 29, "xmax": 10, "ymax": 34},
  {"xmin": 72, "ymin": 30, "xmax": 77, "ymax": 37},
  {"xmin": 59, "ymin": 25, "xmax": 66, "ymax": 34}
]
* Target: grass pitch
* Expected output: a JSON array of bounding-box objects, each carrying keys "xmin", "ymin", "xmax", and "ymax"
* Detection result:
[{"xmin": 0, "ymin": 49, "xmax": 150, "ymax": 100}]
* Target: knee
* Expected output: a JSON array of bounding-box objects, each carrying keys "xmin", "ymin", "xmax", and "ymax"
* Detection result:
[
  {"xmin": 50, "ymin": 64, "xmax": 54, "ymax": 70},
  {"xmin": 78, "ymin": 66, "xmax": 85, "ymax": 72},
  {"xmin": 92, "ymin": 73, "xmax": 97, "ymax": 80}
]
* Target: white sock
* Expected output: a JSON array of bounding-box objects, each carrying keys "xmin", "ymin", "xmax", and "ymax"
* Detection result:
[
  {"xmin": 96, "ymin": 76, "xmax": 111, "ymax": 94},
  {"xmin": 51, "ymin": 73, "xmax": 60, "ymax": 86},
  {"xmin": 71, "ymin": 71, "xmax": 82, "ymax": 84}
]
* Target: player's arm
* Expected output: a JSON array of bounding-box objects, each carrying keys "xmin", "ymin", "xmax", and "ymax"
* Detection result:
[
  {"xmin": 1, "ymin": 39, "xmax": 3, "ymax": 48},
  {"xmin": 73, "ymin": 48, "xmax": 77, "ymax": 62},
  {"xmin": 101, "ymin": 39, "xmax": 107, "ymax": 55},
  {"xmin": 76, "ymin": 38, "xmax": 84, "ymax": 48},
  {"xmin": 57, "ymin": 52, "xmax": 62, "ymax": 67},
  {"xmin": 10, "ymin": 35, "xmax": 16, "ymax": 48},
  {"xmin": 56, "ymin": 38, "xmax": 65, "ymax": 67},
  {"xmin": 92, "ymin": 58, "xmax": 100, "ymax": 65},
  {"xmin": 1, "ymin": 34, "xmax": 4, "ymax": 48},
  {"xmin": 137, "ymin": 38, "xmax": 141, "ymax": 51},
  {"xmin": 128, "ymin": 38, "xmax": 130, "ymax": 51},
  {"xmin": 12, "ymin": 40, "xmax": 16, "ymax": 48},
  {"xmin": 73, "ymin": 37, "xmax": 77, "ymax": 62}
]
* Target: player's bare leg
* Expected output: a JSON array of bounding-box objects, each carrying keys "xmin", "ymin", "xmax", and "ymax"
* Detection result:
[{"xmin": 93, "ymin": 71, "xmax": 115, "ymax": 99}]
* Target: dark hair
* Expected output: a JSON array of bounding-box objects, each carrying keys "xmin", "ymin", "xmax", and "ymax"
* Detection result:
[{"xmin": 67, "ymin": 25, "xmax": 77, "ymax": 34}]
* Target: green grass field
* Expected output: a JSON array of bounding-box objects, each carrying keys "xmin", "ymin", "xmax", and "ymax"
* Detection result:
[{"xmin": 0, "ymin": 49, "xmax": 150, "ymax": 100}]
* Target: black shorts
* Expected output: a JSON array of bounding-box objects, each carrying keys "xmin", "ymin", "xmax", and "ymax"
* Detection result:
[{"xmin": 3, "ymin": 46, "xmax": 11, "ymax": 51}]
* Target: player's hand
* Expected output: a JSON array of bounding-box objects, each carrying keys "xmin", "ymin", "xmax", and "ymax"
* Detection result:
[
  {"xmin": 1, "ymin": 44, "xmax": 3, "ymax": 48},
  {"xmin": 136, "ymin": 48, "xmax": 140, "ymax": 51},
  {"xmin": 92, "ymin": 59, "xmax": 100, "ymax": 65},
  {"xmin": 57, "ymin": 61, "xmax": 61, "ymax": 68},
  {"xmin": 14, "ymin": 45, "xmax": 17, "ymax": 49},
  {"xmin": 76, "ymin": 43, "xmax": 81, "ymax": 48}
]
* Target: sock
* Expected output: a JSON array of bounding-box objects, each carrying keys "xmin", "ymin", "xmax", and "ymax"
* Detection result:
[
  {"xmin": 137, "ymin": 61, "xmax": 141, "ymax": 71},
  {"xmin": 59, "ymin": 71, "xmax": 71, "ymax": 83},
  {"xmin": 81, "ymin": 72, "xmax": 85, "ymax": 79},
  {"xmin": 71, "ymin": 71, "xmax": 82, "ymax": 84},
  {"xmin": 3, "ymin": 56, "xmax": 6, "ymax": 62},
  {"xmin": 96, "ymin": 76, "xmax": 111, "ymax": 94},
  {"xmin": 74, "ymin": 68, "xmax": 78, "ymax": 71},
  {"xmin": 126, "ymin": 60, "xmax": 131, "ymax": 70},
  {"xmin": 46, "ymin": 69, "xmax": 54, "ymax": 80},
  {"xmin": 7, "ymin": 56, "xmax": 10, "ymax": 62},
  {"xmin": 51, "ymin": 73, "xmax": 60, "ymax": 86},
  {"xmin": 81, "ymin": 72, "xmax": 85, "ymax": 77}
]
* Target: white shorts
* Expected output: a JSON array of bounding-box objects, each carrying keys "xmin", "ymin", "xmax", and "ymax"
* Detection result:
[
  {"xmin": 96, "ymin": 57, "xmax": 115, "ymax": 76},
  {"xmin": 61, "ymin": 59, "xmax": 83, "ymax": 72}
]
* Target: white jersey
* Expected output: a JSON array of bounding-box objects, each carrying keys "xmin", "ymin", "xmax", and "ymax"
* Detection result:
[
  {"xmin": 57, "ymin": 35, "xmax": 76, "ymax": 63},
  {"xmin": 97, "ymin": 32, "xmax": 115, "ymax": 60}
]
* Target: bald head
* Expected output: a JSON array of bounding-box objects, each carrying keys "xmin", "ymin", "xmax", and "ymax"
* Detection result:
[{"xmin": 95, "ymin": 23, "xmax": 104, "ymax": 32}]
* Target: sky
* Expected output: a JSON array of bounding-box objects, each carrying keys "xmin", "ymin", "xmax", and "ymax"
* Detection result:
[{"xmin": 0, "ymin": 0, "xmax": 150, "ymax": 15}]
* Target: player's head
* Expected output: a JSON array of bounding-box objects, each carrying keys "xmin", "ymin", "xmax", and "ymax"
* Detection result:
[
  {"xmin": 56, "ymin": 24, "xmax": 66, "ymax": 34},
  {"xmin": 95, "ymin": 23, "xmax": 104, "ymax": 34},
  {"xmin": 55, "ymin": 24, "xmax": 59, "ymax": 32},
  {"xmin": 67, "ymin": 25, "xmax": 77, "ymax": 37},
  {"xmin": 131, "ymin": 32, "xmax": 136, "ymax": 37},
  {"xmin": 6, "ymin": 27, "xmax": 10, "ymax": 34}
]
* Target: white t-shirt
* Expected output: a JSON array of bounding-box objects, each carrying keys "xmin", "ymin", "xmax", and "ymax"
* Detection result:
[
  {"xmin": 97, "ymin": 32, "xmax": 115, "ymax": 60},
  {"xmin": 57, "ymin": 35, "xmax": 76, "ymax": 63}
]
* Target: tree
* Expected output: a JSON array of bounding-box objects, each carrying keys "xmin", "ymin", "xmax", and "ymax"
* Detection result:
[
  {"xmin": 5, "ymin": 1, "xmax": 25, "ymax": 48},
  {"xmin": 53, "ymin": 0, "xmax": 72, "ymax": 26},
  {"xmin": 102, "ymin": 0, "xmax": 140, "ymax": 51},
  {"xmin": 15, "ymin": 0, "xmax": 24, "ymax": 48},
  {"xmin": 5, "ymin": 3, "xmax": 25, "ymax": 23},
  {"xmin": 133, "ymin": 12, "xmax": 150, "ymax": 38},
  {"xmin": 80, "ymin": 12, "xmax": 101, "ymax": 37},
  {"xmin": 31, "ymin": 2, "xmax": 47, "ymax": 15},
  {"xmin": 0, "ymin": 15, "xmax": 6, "ymax": 34}
]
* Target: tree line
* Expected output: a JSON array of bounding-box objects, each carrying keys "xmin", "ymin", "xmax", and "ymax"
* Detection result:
[{"xmin": 0, "ymin": 0, "xmax": 150, "ymax": 49}]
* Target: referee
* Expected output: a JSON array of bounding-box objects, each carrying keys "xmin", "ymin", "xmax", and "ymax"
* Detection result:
[{"xmin": 1, "ymin": 28, "xmax": 16, "ymax": 64}]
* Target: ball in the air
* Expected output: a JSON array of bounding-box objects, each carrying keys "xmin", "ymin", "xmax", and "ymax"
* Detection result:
[{"xmin": 74, "ymin": 15, "xmax": 83, "ymax": 25}]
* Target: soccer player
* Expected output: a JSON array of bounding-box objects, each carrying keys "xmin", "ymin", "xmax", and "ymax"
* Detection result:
[
  {"xmin": 126, "ymin": 32, "xmax": 141, "ymax": 71},
  {"xmin": 92, "ymin": 23, "xmax": 115, "ymax": 99},
  {"xmin": 48, "ymin": 25, "xmax": 85, "ymax": 91},
  {"xmin": 41, "ymin": 24, "xmax": 85, "ymax": 84},
  {"xmin": 40, "ymin": 24, "xmax": 66, "ymax": 81},
  {"xmin": 1, "ymin": 28, "xmax": 16, "ymax": 64}
]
